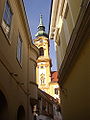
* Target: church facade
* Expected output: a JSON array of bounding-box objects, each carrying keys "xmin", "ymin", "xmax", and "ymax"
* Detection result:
[{"xmin": 34, "ymin": 15, "xmax": 51, "ymax": 94}]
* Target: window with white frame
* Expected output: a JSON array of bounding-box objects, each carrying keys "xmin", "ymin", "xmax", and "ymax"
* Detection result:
[
  {"xmin": 2, "ymin": 1, "xmax": 13, "ymax": 37},
  {"xmin": 17, "ymin": 34, "xmax": 22, "ymax": 64},
  {"xmin": 55, "ymin": 88, "xmax": 58, "ymax": 95}
]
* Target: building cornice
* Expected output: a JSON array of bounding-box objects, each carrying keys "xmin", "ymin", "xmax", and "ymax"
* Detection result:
[
  {"xmin": 34, "ymin": 36, "xmax": 48, "ymax": 42},
  {"xmin": 36, "ymin": 57, "xmax": 51, "ymax": 63},
  {"xmin": 58, "ymin": 0, "xmax": 90, "ymax": 86},
  {"xmin": 49, "ymin": 0, "xmax": 59, "ymax": 39},
  {"xmin": 29, "ymin": 57, "xmax": 37, "ymax": 65}
]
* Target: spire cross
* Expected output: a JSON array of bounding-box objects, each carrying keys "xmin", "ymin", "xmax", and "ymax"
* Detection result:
[{"xmin": 38, "ymin": 14, "xmax": 44, "ymax": 27}]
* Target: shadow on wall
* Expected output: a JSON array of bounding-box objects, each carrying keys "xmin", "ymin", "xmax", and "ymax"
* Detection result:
[
  {"xmin": 17, "ymin": 105, "xmax": 25, "ymax": 120},
  {"xmin": 0, "ymin": 90, "xmax": 9, "ymax": 120}
]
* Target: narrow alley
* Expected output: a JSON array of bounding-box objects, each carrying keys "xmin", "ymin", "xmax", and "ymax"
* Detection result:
[{"xmin": 0, "ymin": 0, "xmax": 90, "ymax": 120}]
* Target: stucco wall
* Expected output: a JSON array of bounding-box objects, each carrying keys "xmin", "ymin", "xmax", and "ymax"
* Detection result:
[
  {"xmin": 0, "ymin": 61, "xmax": 28, "ymax": 120},
  {"xmin": 61, "ymin": 37, "xmax": 90, "ymax": 120},
  {"xmin": 0, "ymin": 0, "xmax": 38, "ymax": 119}
]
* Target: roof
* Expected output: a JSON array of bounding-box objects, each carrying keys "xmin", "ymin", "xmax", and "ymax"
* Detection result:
[
  {"xmin": 38, "ymin": 89, "xmax": 59, "ymax": 104},
  {"xmin": 35, "ymin": 15, "xmax": 48, "ymax": 38},
  {"xmin": 51, "ymin": 71, "xmax": 58, "ymax": 82}
]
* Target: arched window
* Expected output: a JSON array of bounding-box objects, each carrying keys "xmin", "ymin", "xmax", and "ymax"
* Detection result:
[
  {"xmin": 0, "ymin": 90, "xmax": 9, "ymax": 120},
  {"xmin": 54, "ymin": 88, "xmax": 58, "ymax": 95},
  {"xmin": 39, "ymin": 47, "xmax": 44, "ymax": 56},
  {"xmin": 17, "ymin": 105, "xmax": 25, "ymax": 120}
]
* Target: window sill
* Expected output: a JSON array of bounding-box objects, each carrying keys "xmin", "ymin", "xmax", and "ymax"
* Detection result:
[{"xmin": 40, "ymin": 84, "xmax": 46, "ymax": 86}]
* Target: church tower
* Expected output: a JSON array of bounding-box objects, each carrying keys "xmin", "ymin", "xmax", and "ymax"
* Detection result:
[{"xmin": 34, "ymin": 15, "xmax": 51, "ymax": 94}]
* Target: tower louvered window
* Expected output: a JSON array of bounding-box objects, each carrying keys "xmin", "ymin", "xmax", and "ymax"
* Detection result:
[{"xmin": 39, "ymin": 47, "xmax": 44, "ymax": 56}]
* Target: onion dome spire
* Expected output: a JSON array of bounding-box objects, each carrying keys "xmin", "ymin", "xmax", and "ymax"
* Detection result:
[{"xmin": 35, "ymin": 15, "xmax": 48, "ymax": 38}]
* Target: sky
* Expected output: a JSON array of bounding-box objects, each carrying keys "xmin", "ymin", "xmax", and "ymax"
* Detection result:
[{"xmin": 24, "ymin": 0, "xmax": 57, "ymax": 71}]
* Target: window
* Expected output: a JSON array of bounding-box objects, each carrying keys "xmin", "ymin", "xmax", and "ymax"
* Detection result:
[
  {"xmin": 39, "ymin": 47, "xmax": 44, "ymax": 56},
  {"xmin": 2, "ymin": 1, "xmax": 13, "ymax": 37},
  {"xmin": 55, "ymin": 88, "xmax": 58, "ymax": 95},
  {"xmin": 41, "ymin": 66, "xmax": 44, "ymax": 69},
  {"xmin": 17, "ymin": 34, "xmax": 22, "ymax": 64},
  {"xmin": 40, "ymin": 73, "xmax": 45, "ymax": 85},
  {"xmin": 45, "ymin": 102, "xmax": 48, "ymax": 112}
]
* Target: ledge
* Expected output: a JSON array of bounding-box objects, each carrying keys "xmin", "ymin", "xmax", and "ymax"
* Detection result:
[{"xmin": 37, "ymin": 57, "xmax": 51, "ymax": 63}]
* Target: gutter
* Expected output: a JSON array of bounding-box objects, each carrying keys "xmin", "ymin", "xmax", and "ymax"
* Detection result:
[
  {"xmin": 48, "ymin": 0, "xmax": 53, "ymax": 35},
  {"xmin": 20, "ymin": 0, "xmax": 39, "ymax": 57}
]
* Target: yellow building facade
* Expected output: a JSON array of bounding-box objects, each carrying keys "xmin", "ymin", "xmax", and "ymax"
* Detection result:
[
  {"xmin": 49, "ymin": 0, "xmax": 90, "ymax": 120},
  {"xmin": 0, "ymin": 0, "xmax": 39, "ymax": 119},
  {"xmin": 34, "ymin": 15, "xmax": 51, "ymax": 94}
]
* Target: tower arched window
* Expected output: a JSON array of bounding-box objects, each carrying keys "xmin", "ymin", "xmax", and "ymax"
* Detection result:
[{"xmin": 39, "ymin": 47, "xmax": 44, "ymax": 56}]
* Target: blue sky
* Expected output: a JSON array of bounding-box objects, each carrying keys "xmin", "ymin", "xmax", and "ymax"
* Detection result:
[{"xmin": 24, "ymin": 0, "xmax": 57, "ymax": 71}]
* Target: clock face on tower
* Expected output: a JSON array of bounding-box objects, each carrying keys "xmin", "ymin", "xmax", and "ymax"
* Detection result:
[{"xmin": 40, "ymin": 39, "xmax": 43, "ymax": 43}]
